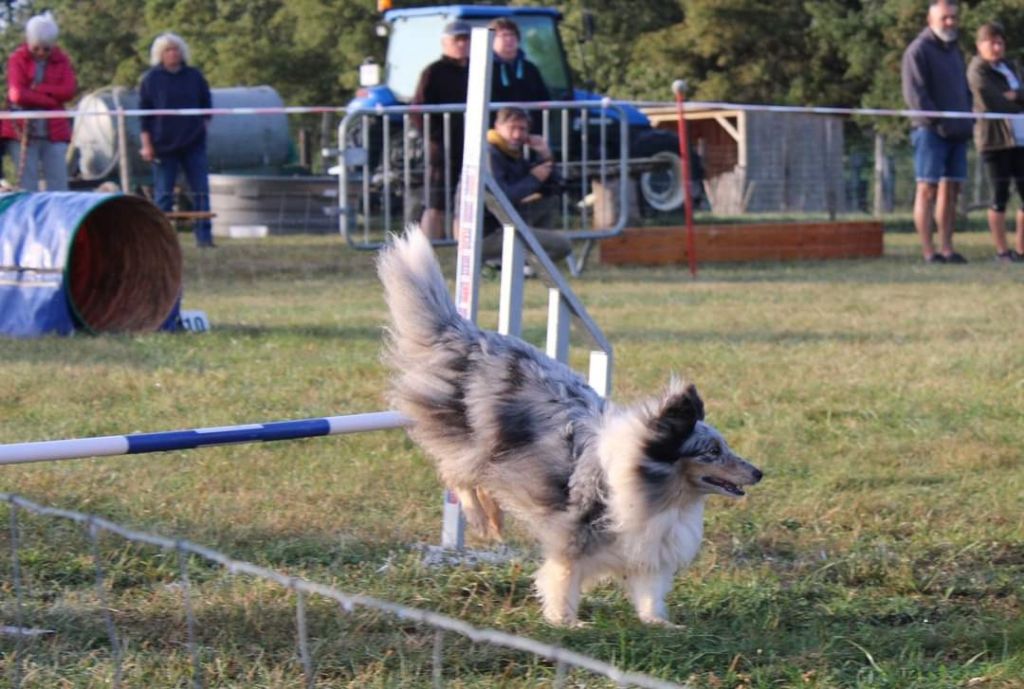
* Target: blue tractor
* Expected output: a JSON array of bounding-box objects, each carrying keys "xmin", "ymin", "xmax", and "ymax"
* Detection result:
[{"xmin": 347, "ymin": 4, "xmax": 699, "ymax": 215}]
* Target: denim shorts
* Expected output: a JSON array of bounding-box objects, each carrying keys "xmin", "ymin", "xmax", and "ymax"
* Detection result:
[{"xmin": 912, "ymin": 127, "xmax": 967, "ymax": 183}]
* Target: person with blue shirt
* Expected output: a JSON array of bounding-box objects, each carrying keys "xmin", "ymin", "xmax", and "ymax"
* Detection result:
[{"xmin": 139, "ymin": 33, "xmax": 214, "ymax": 248}]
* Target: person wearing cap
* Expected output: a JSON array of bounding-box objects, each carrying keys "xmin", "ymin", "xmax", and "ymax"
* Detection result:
[
  {"xmin": 1, "ymin": 11, "xmax": 77, "ymax": 191},
  {"xmin": 139, "ymin": 33, "xmax": 215, "ymax": 248},
  {"xmin": 481, "ymin": 106, "xmax": 571, "ymax": 265},
  {"xmin": 411, "ymin": 20, "xmax": 471, "ymax": 240},
  {"xmin": 967, "ymin": 21, "xmax": 1024, "ymax": 263},
  {"xmin": 489, "ymin": 17, "xmax": 549, "ymax": 134}
]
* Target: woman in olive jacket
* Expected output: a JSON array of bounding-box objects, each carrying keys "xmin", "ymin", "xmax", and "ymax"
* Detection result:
[{"xmin": 967, "ymin": 21, "xmax": 1024, "ymax": 262}]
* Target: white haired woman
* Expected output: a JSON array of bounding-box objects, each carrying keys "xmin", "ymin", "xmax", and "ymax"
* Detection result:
[
  {"xmin": 1, "ymin": 11, "xmax": 77, "ymax": 190},
  {"xmin": 139, "ymin": 32, "xmax": 215, "ymax": 247}
]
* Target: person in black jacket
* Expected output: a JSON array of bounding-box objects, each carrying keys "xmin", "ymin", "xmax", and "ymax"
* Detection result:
[
  {"xmin": 139, "ymin": 33, "xmax": 214, "ymax": 248},
  {"xmin": 489, "ymin": 17, "xmax": 549, "ymax": 134},
  {"xmin": 482, "ymin": 106, "xmax": 570, "ymax": 264},
  {"xmin": 901, "ymin": 0, "xmax": 972, "ymax": 264},
  {"xmin": 411, "ymin": 20, "xmax": 471, "ymax": 239}
]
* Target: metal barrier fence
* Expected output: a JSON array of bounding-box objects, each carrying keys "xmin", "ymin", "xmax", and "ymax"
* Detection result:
[
  {"xmin": 3, "ymin": 100, "xmax": 1014, "ymax": 244},
  {"xmin": 334, "ymin": 101, "xmax": 635, "ymax": 250},
  {"xmin": 2, "ymin": 493, "xmax": 687, "ymax": 689}
]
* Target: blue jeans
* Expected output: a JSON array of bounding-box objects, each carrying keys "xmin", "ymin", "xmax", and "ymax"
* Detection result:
[
  {"xmin": 911, "ymin": 127, "xmax": 967, "ymax": 184},
  {"xmin": 7, "ymin": 140, "xmax": 69, "ymax": 191},
  {"xmin": 153, "ymin": 144, "xmax": 212, "ymax": 246}
]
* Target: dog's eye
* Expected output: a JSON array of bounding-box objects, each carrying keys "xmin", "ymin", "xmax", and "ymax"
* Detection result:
[{"xmin": 708, "ymin": 445, "xmax": 721, "ymax": 457}]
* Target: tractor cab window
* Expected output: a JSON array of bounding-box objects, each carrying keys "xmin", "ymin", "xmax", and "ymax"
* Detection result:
[
  {"xmin": 385, "ymin": 14, "xmax": 573, "ymax": 104},
  {"xmin": 385, "ymin": 15, "xmax": 449, "ymax": 103},
  {"xmin": 512, "ymin": 15, "xmax": 572, "ymax": 101}
]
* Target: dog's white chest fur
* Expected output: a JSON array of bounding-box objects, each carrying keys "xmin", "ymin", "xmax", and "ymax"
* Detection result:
[{"xmin": 617, "ymin": 497, "xmax": 706, "ymax": 574}]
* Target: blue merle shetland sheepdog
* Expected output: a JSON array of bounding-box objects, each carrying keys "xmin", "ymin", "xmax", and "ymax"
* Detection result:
[{"xmin": 377, "ymin": 228, "xmax": 762, "ymax": 626}]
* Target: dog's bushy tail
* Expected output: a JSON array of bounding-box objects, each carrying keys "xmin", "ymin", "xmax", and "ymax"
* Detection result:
[{"xmin": 377, "ymin": 227, "xmax": 461, "ymax": 350}]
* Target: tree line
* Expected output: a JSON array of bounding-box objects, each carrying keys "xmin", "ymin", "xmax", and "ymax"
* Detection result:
[{"xmin": 0, "ymin": 0, "xmax": 1021, "ymax": 121}]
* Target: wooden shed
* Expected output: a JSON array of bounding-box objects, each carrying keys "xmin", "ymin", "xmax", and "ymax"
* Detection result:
[{"xmin": 643, "ymin": 106, "xmax": 846, "ymax": 215}]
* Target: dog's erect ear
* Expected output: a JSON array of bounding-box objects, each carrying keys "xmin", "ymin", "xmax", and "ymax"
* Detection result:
[{"xmin": 644, "ymin": 383, "xmax": 705, "ymax": 463}]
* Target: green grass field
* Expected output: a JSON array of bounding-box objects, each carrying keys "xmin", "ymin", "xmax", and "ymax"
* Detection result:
[{"xmin": 1, "ymin": 229, "xmax": 1022, "ymax": 688}]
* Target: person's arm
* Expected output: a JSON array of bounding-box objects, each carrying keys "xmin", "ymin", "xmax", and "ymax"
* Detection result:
[
  {"xmin": 489, "ymin": 146, "xmax": 543, "ymax": 203},
  {"xmin": 968, "ymin": 61, "xmax": 1023, "ymax": 114},
  {"xmin": 33, "ymin": 51, "xmax": 76, "ymax": 104},
  {"xmin": 196, "ymin": 70, "xmax": 212, "ymax": 128},
  {"xmin": 528, "ymin": 61, "xmax": 550, "ymax": 102},
  {"xmin": 140, "ymin": 130, "xmax": 155, "ymax": 162},
  {"xmin": 7, "ymin": 52, "xmax": 59, "ymax": 109},
  {"xmin": 1007, "ymin": 62, "xmax": 1024, "ymax": 105},
  {"xmin": 139, "ymin": 74, "xmax": 156, "ymax": 161},
  {"xmin": 901, "ymin": 45, "xmax": 938, "ymax": 116},
  {"xmin": 410, "ymin": 64, "xmax": 435, "ymax": 132}
]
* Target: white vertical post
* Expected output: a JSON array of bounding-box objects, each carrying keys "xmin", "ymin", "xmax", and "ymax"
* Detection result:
[
  {"xmin": 113, "ymin": 88, "xmax": 132, "ymax": 194},
  {"xmin": 498, "ymin": 224, "xmax": 525, "ymax": 337},
  {"xmin": 588, "ymin": 351, "xmax": 612, "ymax": 399},
  {"xmin": 546, "ymin": 288, "xmax": 570, "ymax": 363},
  {"xmin": 443, "ymin": 26, "xmax": 494, "ymax": 550}
]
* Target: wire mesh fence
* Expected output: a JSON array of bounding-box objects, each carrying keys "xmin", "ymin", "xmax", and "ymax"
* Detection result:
[
  {"xmin": 5, "ymin": 99, "xmax": 1016, "ymax": 256},
  {"xmin": 1, "ymin": 493, "xmax": 687, "ymax": 689}
]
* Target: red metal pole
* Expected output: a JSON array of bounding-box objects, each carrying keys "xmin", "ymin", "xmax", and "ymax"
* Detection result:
[{"xmin": 673, "ymin": 80, "xmax": 698, "ymax": 278}]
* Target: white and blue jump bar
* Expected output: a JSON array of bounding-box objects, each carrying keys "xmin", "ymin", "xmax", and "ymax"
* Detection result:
[{"xmin": 0, "ymin": 411, "xmax": 411, "ymax": 466}]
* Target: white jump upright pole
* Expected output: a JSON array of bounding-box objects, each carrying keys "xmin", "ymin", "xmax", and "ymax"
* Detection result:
[{"xmin": 443, "ymin": 26, "xmax": 494, "ymax": 550}]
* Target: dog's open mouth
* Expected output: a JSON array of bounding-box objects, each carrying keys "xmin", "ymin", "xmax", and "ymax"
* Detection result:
[{"xmin": 701, "ymin": 476, "xmax": 745, "ymax": 496}]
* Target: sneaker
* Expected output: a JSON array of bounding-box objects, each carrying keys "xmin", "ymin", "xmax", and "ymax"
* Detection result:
[
  {"xmin": 996, "ymin": 250, "xmax": 1023, "ymax": 263},
  {"xmin": 942, "ymin": 252, "xmax": 967, "ymax": 264},
  {"xmin": 925, "ymin": 253, "xmax": 946, "ymax": 264}
]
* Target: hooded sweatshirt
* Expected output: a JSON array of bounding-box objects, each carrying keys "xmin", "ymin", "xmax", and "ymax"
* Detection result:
[{"xmin": 901, "ymin": 27, "xmax": 972, "ymax": 140}]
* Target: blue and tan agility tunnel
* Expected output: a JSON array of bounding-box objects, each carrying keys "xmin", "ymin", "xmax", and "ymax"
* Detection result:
[{"xmin": 0, "ymin": 192, "xmax": 182, "ymax": 337}]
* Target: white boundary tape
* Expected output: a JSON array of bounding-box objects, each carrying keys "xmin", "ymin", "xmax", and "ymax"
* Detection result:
[{"xmin": 2, "ymin": 100, "xmax": 1019, "ymax": 121}]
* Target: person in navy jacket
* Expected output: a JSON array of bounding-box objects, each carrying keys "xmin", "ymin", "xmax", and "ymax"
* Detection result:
[
  {"xmin": 2, "ymin": 11, "xmax": 77, "ymax": 191},
  {"xmin": 139, "ymin": 33, "xmax": 215, "ymax": 248},
  {"xmin": 901, "ymin": 0, "xmax": 972, "ymax": 264}
]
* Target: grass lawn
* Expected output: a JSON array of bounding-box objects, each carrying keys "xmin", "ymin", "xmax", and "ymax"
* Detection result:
[{"xmin": 1, "ymin": 228, "xmax": 1022, "ymax": 688}]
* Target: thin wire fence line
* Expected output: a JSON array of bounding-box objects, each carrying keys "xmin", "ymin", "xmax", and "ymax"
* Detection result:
[
  {"xmin": 0, "ymin": 100, "xmax": 1020, "ymax": 121},
  {"xmin": 2, "ymin": 492, "xmax": 689, "ymax": 689},
  {"xmin": 631, "ymin": 100, "xmax": 1023, "ymax": 122}
]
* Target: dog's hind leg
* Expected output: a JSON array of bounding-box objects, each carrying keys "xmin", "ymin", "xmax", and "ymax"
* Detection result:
[
  {"xmin": 453, "ymin": 486, "xmax": 493, "ymax": 538},
  {"xmin": 474, "ymin": 487, "xmax": 504, "ymax": 540},
  {"xmin": 535, "ymin": 558, "xmax": 583, "ymax": 626},
  {"xmin": 625, "ymin": 568, "xmax": 678, "ymax": 626}
]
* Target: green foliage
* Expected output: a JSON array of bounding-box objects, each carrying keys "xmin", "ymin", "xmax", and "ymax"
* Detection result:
[
  {"xmin": 0, "ymin": 0, "xmax": 386, "ymax": 103},
  {"xmin": 0, "ymin": 0, "xmax": 1022, "ymax": 111}
]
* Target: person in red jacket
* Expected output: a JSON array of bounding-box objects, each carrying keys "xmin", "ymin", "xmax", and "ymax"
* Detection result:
[{"xmin": 2, "ymin": 11, "xmax": 77, "ymax": 191}]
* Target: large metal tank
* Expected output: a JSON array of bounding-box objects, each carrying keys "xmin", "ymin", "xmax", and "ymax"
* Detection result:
[
  {"xmin": 208, "ymin": 174, "xmax": 337, "ymax": 236},
  {"xmin": 72, "ymin": 85, "xmax": 291, "ymax": 180}
]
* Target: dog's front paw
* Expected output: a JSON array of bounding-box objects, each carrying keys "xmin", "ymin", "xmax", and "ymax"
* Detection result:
[
  {"xmin": 544, "ymin": 612, "xmax": 587, "ymax": 628},
  {"xmin": 638, "ymin": 615, "xmax": 683, "ymax": 629}
]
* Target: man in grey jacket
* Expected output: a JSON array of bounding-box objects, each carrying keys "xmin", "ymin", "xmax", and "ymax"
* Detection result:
[{"xmin": 901, "ymin": 0, "xmax": 972, "ymax": 263}]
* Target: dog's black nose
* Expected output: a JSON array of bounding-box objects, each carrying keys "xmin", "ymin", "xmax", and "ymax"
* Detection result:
[{"xmin": 752, "ymin": 468, "xmax": 763, "ymax": 483}]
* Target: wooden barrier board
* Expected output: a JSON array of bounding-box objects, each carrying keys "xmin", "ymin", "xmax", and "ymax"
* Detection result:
[{"xmin": 599, "ymin": 220, "xmax": 884, "ymax": 265}]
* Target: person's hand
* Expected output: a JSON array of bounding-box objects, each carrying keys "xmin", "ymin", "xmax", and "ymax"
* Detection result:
[
  {"xmin": 140, "ymin": 142, "xmax": 155, "ymax": 162},
  {"xmin": 530, "ymin": 159, "xmax": 553, "ymax": 182},
  {"xmin": 527, "ymin": 134, "xmax": 552, "ymax": 159}
]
